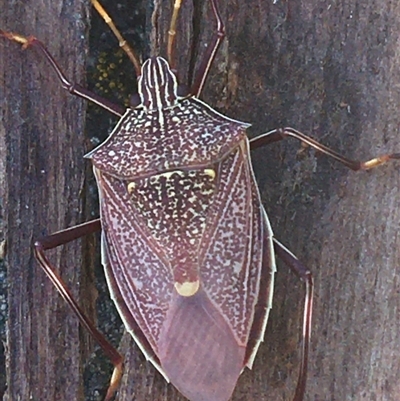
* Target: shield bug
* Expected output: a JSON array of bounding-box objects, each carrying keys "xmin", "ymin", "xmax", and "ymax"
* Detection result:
[{"xmin": 1, "ymin": 0, "xmax": 399, "ymax": 400}]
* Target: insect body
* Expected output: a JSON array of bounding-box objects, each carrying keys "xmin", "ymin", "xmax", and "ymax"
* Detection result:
[
  {"xmin": 86, "ymin": 55, "xmax": 274, "ymax": 400},
  {"xmin": 1, "ymin": 0, "xmax": 398, "ymax": 400}
]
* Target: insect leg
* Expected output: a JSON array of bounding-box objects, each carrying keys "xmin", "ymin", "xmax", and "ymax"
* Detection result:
[
  {"xmin": 0, "ymin": 30, "xmax": 125, "ymax": 117},
  {"xmin": 190, "ymin": 0, "xmax": 225, "ymax": 97},
  {"xmin": 250, "ymin": 127, "xmax": 400, "ymax": 171},
  {"xmin": 91, "ymin": 0, "xmax": 141, "ymax": 76},
  {"xmin": 272, "ymin": 238, "xmax": 313, "ymax": 401},
  {"xmin": 34, "ymin": 219, "xmax": 123, "ymax": 401}
]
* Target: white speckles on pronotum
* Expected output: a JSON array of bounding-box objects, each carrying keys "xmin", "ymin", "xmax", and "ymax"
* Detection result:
[{"xmin": 86, "ymin": 97, "xmax": 249, "ymax": 180}]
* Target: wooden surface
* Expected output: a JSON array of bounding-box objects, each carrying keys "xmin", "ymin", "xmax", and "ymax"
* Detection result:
[
  {"xmin": 1, "ymin": 0, "xmax": 400, "ymax": 401},
  {"xmin": 0, "ymin": 0, "xmax": 89, "ymax": 400}
]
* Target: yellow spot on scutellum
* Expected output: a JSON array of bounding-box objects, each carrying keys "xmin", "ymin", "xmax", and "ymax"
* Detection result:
[
  {"xmin": 204, "ymin": 169, "xmax": 215, "ymax": 180},
  {"xmin": 127, "ymin": 182, "xmax": 135, "ymax": 193},
  {"xmin": 175, "ymin": 280, "xmax": 200, "ymax": 297}
]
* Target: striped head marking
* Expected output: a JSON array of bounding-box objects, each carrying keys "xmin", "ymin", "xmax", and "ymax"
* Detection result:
[{"xmin": 138, "ymin": 57, "xmax": 179, "ymax": 112}]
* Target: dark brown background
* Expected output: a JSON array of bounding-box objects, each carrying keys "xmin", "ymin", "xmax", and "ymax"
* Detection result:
[{"xmin": 1, "ymin": 0, "xmax": 400, "ymax": 400}]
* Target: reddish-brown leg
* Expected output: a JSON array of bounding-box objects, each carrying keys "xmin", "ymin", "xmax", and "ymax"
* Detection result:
[
  {"xmin": 251, "ymin": 124, "xmax": 399, "ymax": 400},
  {"xmin": 250, "ymin": 127, "xmax": 400, "ymax": 170},
  {"xmin": 250, "ymin": 125, "xmax": 398, "ymax": 400},
  {"xmin": 0, "ymin": 30, "xmax": 125, "ymax": 117},
  {"xmin": 273, "ymin": 238, "xmax": 313, "ymax": 401},
  {"xmin": 34, "ymin": 219, "xmax": 123, "ymax": 401},
  {"xmin": 190, "ymin": 0, "xmax": 225, "ymax": 97}
]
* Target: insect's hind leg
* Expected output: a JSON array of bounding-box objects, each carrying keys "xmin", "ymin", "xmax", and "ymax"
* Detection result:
[
  {"xmin": 0, "ymin": 30, "xmax": 125, "ymax": 117},
  {"xmin": 34, "ymin": 219, "xmax": 123, "ymax": 401},
  {"xmin": 273, "ymin": 238, "xmax": 313, "ymax": 401}
]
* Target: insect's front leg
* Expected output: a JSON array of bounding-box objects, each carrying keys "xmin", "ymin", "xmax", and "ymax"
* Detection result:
[{"xmin": 0, "ymin": 30, "xmax": 125, "ymax": 116}]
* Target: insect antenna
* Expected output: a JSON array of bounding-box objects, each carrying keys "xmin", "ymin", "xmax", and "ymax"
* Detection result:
[
  {"xmin": 91, "ymin": 0, "xmax": 142, "ymax": 76},
  {"xmin": 167, "ymin": 0, "xmax": 183, "ymax": 72}
]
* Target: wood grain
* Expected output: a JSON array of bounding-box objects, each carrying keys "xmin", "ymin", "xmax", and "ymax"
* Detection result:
[
  {"xmin": 2, "ymin": 1, "xmax": 400, "ymax": 401},
  {"xmin": 1, "ymin": 1, "xmax": 89, "ymax": 400}
]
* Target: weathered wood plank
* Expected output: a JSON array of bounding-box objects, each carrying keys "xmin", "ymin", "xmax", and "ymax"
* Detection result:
[
  {"xmin": 1, "ymin": 1, "xmax": 90, "ymax": 400},
  {"xmin": 2, "ymin": 1, "xmax": 399, "ymax": 400}
]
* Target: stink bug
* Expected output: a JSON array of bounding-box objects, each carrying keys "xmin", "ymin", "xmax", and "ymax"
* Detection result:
[{"xmin": 3, "ymin": 0, "xmax": 400, "ymax": 399}]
